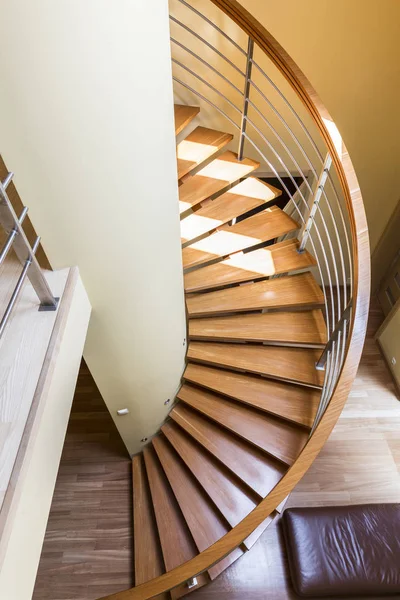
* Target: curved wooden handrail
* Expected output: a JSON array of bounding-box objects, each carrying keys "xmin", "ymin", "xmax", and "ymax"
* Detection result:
[{"xmin": 99, "ymin": 3, "xmax": 370, "ymax": 598}]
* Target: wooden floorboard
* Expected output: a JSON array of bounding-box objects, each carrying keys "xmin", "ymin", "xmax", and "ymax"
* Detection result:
[
  {"xmin": 32, "ymin": 361, "xmax": 133, "ymax": 600},
  {"xmin": 33, "ymin": 299, "xmax": 400, "ymax": 600}
]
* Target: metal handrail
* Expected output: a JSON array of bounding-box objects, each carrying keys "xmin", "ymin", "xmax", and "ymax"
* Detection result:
[
  {"xmin": 0, "ymin": 173, "xmax": 58, "ymax": 340},
  {"xmin": 170, "ymin": 0, "xmax": 355, "ymax": 430}
]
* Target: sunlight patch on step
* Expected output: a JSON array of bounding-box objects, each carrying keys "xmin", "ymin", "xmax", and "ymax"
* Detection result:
[
  {"xmin": 181, "ymin": 214, "xmax": 222, "ymax": 242},
  {"xmin": 177, "ymin": 140, "xmax": 217, "ymax": 165},
  {"xmin": 223, "ymin": 248, "xmax": 277, "ymax": 276},
  {"xmin": 226, "ymin": 177, "xmax": 277, "ymax": 201},
  {"xmin": 189, "ymin": 229, "xmax": 261, "ymax": 257},
  {"xmin": 196, "ymin": 156, "xmax": 256, "ymax": 182}
]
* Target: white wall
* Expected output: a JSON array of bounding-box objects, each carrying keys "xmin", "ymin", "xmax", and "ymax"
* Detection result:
[{"xmin": 0, "ymin": 0, "xmax": 186, "ymax": 455}]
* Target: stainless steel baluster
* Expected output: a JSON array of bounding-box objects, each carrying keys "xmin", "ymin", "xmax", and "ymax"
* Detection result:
[
  {"xmin": 238, "ymin": 37, "xmax": 254, "ymax": 160},
  {"xmin": 0, "ymin": 179, "xmax": 58, "ymax": 310},
  {"xmin": 298, "ymin": 154, "xmax": 332, "ymax": 253}
]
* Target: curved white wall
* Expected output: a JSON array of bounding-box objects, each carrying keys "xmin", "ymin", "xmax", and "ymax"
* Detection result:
[{"xmin": 0, "ymin": 0, "xmax": 186, "ymax": 455}]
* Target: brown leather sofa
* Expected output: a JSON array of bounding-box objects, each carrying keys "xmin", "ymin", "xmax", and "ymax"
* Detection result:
[{"xmin": 282, "ymin": 504, "xmax": 400, "ymax": 597}]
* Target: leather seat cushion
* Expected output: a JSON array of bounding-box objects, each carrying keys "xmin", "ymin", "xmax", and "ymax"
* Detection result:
[{"xmin": 282, "ymin": 504, "xmax": 400, "ymax": 597}]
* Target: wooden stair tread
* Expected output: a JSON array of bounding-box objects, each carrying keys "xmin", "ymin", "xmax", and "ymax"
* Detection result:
[
  {"xmin": 179, "ymin": 151, "xmax": 259, "ymax": 216},
  {"xmin": 187, "ymin": 341, "xmax": 325, "ymax": 388},
  {"xmin": 161, "ymin": 420, "xmax": 257, "ymax": 541},
  {"xmin": 143, "ymin": 446, "xmax": 208, "ymax": 596},
  {"xmin": 183, "ymin": 363, "xmax": 321, "ymax": 428},
  {"xmin": 174, "ymin": 104, "xmax": 199, "ymax": 136},
  {"xmin": 177, "ymin": 126, "xmax": 233, "ymax": 180},
  {"xmin": 182, "ymin": 206, "xmax": 299, "ymax": 269},
  {"xmin": 186, "ymin": 272, "xmax": 324, "ymax": 317},
  {"xmin": 177, "ymin": 384, "xmax": 308, "ymax": 465},
  {"xmin": 184, "ymin": 239, "xmax": 316, "ymax": 292},
  {"xmin": 152, "ymin": 434, "xmax": 243, "ymax": 580},
  {"xmin": 132, "ymin": 455, "xmax": 168, "ymax": 598},
  {"xmin": 188, "ymin": 309, "xmax": 327, "ymax": 347},
  {"xmin": 180, "ymin": 177, "xmax": 281, "ymax": 244},
  {"xmin": 170, "ymin": 403, "xmax": 285, "ymax": 498},
  {"xmin": 143, "ymin": 445, "xmax": 198, "ymax": 569}
]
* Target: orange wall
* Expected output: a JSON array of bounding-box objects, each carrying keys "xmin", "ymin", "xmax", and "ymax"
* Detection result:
[{"xmin": 239, "ymin": 0, "xmax": 400, "ymax": 252}]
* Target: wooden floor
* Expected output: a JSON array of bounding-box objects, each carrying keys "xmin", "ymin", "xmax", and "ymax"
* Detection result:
[
  {"xmin": 32, "ymin": 362, "xmax": 133, "ymax": 600},
  {"xmin": 32, "ymin": 298, "xmax": 400, "ymax": 600}
]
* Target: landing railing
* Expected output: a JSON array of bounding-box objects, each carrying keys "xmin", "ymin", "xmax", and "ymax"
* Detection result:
[
  {"xmin": 0, "ymin": 173, "xmax": 58, "ymax": 338},
  {"xmin": 170, "ymin": 0, "xmax": 358, "ymax": 432},
  {"xmin": 100, "ymin": 1, "xmax": 370, "ymax": 598}
]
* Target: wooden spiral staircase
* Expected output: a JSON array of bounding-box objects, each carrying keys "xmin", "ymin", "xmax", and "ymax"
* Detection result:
[
  {"xmin": 131, "ymin": 105, "xmax": 328, "ymax": 598},
  {"xmin": 100, "ymin": 2, "xmax": 370, "ymax": 599}
]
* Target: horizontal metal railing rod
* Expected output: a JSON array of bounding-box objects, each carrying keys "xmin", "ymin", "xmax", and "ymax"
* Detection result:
[
  {"xmin": 169, "ymin": 15, "xmax": 246, "ymax": 77},
  {"xmin": 252, "ymin": 56, "xmax": 354, "ymax": 295},
  {"xmin": 172, "ymin": 58, "xmax": 243, "ymax": 113},
  {"xmin": 0, "ymin": 236, "xmax": 41, "ymax": 339},
  {"xmin": 0, "ymin": 206, "xmax": 29, "ymax": 267},
  {"xmin": 173, "ymin": 76, "xmax": 240, "ymax": 130},
  {"xmin": 177, "ymin": 0, "xmax": 247, "ymax": 55},
  {"xmin": 0, "ymin": 182, "xmax": 57, "ymax": 308},
  {"xmin": 171, "ymin": 37, "xmax": 244, "ymax": 95},
  {"xmin": 247, "ymin": 71, "xmax": 350, "ymax": 315},
  {"xmin": 2, "ymin": 172, "xmax": 14, "ymax": 190}
]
